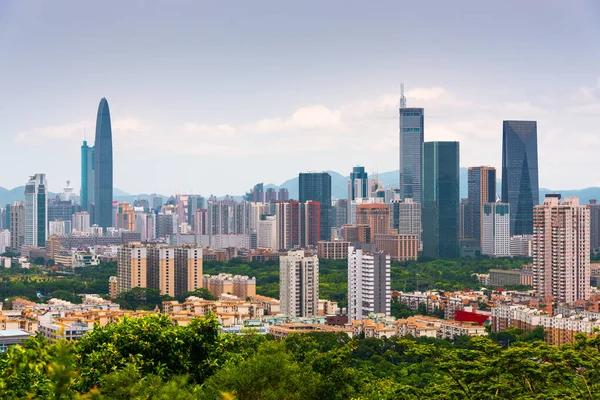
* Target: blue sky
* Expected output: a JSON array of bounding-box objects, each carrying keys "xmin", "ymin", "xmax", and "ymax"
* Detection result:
[{"xmin": 1, "ymin": 1, "xmax": 600, "ymax": 195}]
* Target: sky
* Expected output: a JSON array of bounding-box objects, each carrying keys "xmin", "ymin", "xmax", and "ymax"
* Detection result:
[{"xmin": 1, "ymin": 1, "xmax": 600, "ymax": 196}]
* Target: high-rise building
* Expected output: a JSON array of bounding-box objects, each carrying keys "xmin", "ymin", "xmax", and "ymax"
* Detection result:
[
  {"xmin": 156, "ymin": 213, "xmax": 176, "ymax": 238},
  {"xmin": 24, "ymin": 174, "xmax": 48, "ymax": 247},
  {"xmin": 374, "ymin": 234, "xmax": 419, "ymax": 261},
  {"xmin": 355, "ymin": 204, "xmax": 390, "ymax": 243},
  {"xmin": 467, "ymin": 166, "xmax": 496, "ymax": 243},
  {"xmin": 81, "ymin": 140, "xmax": 95, "ymax": 213},
  {"xmin": 274, "ymin": 201, "xmax": 320, "ymax": 250},
  {"xmin": 589, "ymin": 200, "xmax": 600, "ymax": 251},
  {"xmin": 265, "ymin": 188, "xmax": 277, "ymax": 203},
  {"xmin": 481, "ymin": 202, "xmax": 511, "ymax": 257},
  {"xmin": 399, "ymin": 90, "xmax": 424, "ymax": 202},
  {"xmin": 389, "ymin": 198, "xmax": 421, "ymax": 238},
  {"xmin": 459, "ymin": 198, "xmax": 469, "ymax": 238},
  {"xmin": 93, "ymin": 98, "xmax": 114, "ymax": 229},
  {"xmin": 72, "ymin": 212, "xmax": 91, "ymax": 233},
  {"xmin": 333, "ymin": 199, "xmax": 348, "ymax": 228},
  {"xmin": 278, "ymin": 188, "xmax": 289, "ymax": 202},
  {"xmin": 422, "ymin": 142, "xmax": 460, "ymax": 258},
  {"xmin": 49, "ymin": 220, "xmax": 71, "ymax": 236},
  {"xmin": 279, "ymin": 250, "xmax": 319, "ymax": 317},
  {"xmin": 0, "ymin": 230, "xmax": 10, "ymax": 254},
  {"xmin": 9, "ymin": 202, "xmax": 24, "ymax": 251},
  {"xmin": 117, "ymin": 244, "xmax": 202, "ymax": 297},
  {"xmin": 116, "ymin": 203, "xmax": 135, "ymax": 231},
  {"xmin": 249, "ymin": 183, "xmax": 265, "ymax": 203},
  {"xmin": 348, "ymin": 166, "xmax": 368, "ymax": 202},
  {"xmin": 48, "ymin": 199, "xmax": 79, "ymax": 223},
  {"xmin": 510, "ymin": 235, "xmax": 533, "ymax": 257},
  {"xmin": 2, "ymin": 204, "xmax": 9, "ymax": 231},
  {"xmin": 501, "ymin": 120, "xmax": 539, "ymax": 235},
  {"xmin": 348, "ymin": 244, "xmax": 390, "ymax": 321},
  {"xmin": 134, "ymin": 212, "xmax": 156, "ymax": 241},
  {"xmin": 532, "ymin": 195, "xmax": 590, "ymax": 303},
  {"xmin": 257, "ymin": 215, "xmax": 277, "ymax": 250},
  {"xmin": 299, "ymin": 172, "xmax": 331, "ymax": 241},
  {"xmin": 192, "ymin": 208, "xmax": 208, "ymax": 235},
  {"xmin": 151, "ymin": 194, "xmax": 163, "ymax": 211}
]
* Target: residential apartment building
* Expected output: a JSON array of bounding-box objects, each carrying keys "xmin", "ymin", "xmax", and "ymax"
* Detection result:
[
  {"xmin": 355, "ymin": 204, "xmax": 390, "ymax": 243},
  {"xmin": 481, "ymin": 202, "xmax": 511, "ymax": 257},
  {"xmin": 280, "ymin": 250, "xmax": 319, "ymax": 317},
  {"xmin": 317, "ymin": 240, "xmax": 350, "ymax": 260},
  {"xmin": 374, "ymin": 234, "xmax": 419, "ymax": 261},
  {"xmin": 348, "ymin": 244, "xmax": 390, "ymax": 321},
  {"xmin": 532, "ymin": 195, "xmax": 590, "ymax": 303},
  {"xmin": 24, "ymin": 174, "xmax": 48, "ymax": 247}
]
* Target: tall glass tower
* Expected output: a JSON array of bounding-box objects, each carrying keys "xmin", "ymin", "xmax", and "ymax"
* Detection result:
[
  {"xmin": 93, "ymin": 98, "xmax": 113, "ymax": 229},
  {"xmin": 501, "ymin": 121, "xmax": 538, "ymax": 235},
  {"xmin": 399, "ymin": 93, "xmax": 424, "ymax": 202},
  {"xmin": 24, "ymin": 173, "xmax": 48, "ymax": 247},
  {"xmin": 81, "ymin": 140, "xmax": 95, "ymax": 214},
  {"xmin": 422, "ymin": 142, "xmax": 460, "ymax": 258},
  {"xmin": 299, "ymin": 172, "xmax": 331, "ymax": 240}
]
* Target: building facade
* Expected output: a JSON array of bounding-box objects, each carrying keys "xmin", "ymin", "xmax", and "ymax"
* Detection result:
[
  {"xmin": 422, "ymin": 142, "xmax": 460, "ymax": 258},
  {"xmin": 355, "ymin": 204, "xmax": 390, "ymax": 243},
  {"xmin": 299, "ymin": 172, "xmax": 331, "ymax": 241},
  {"xmin": 93, "ymin": 98, "xmax": 114, "ymax": 229},
  {"xmin": 466, "ymin": 166, "xmax": 496, "ymax": 242},
  {"xmin": 9, "ymin": 202, "xmax": 25, "ymax": 251},
  {"xmin": 348, "ymin": 245, "xmax": 391, "ymax": 321},
  {"xmin": 24, "ymin": 174, "xmax": 48, "ymax": 247},
  {"xmin": 481, "ymin": 202, "xmax": 511, "ymax": 257},
  {"xmin": 399, "ymin": 105, "xmax": 424, "ymax": 202},
  {"xmin": 532, "ymin": 195, "xmax": 590, "ymax": 303},
  {"xmin": 280, "ymin": 250, "xmax": 319, "ymax": 318},
  {"xmin": 501, "ymin": 120, "xmax": 539, "ymax": 235},
  {"xmin": 80, "ymin": 140, "xmax": 95, "ymax": 214}
]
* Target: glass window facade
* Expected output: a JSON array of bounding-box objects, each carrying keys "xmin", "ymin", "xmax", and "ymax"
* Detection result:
[
  {"xmin": 501, "ymin": 121, "xmax": 538, "ymax": 235},
  {"xmin": 93, "ymin": 98, "xmax": 113, "ymax": 229},
  {"xmin": 422, "ymin": 142, "xmax": 460, "ymax": 258},
  {"xmin": 399, "ymin": 107, "xmax": 424, "ymax": 202},
  {"xmin": 299, "ymin": 173, "xmax": 331, "ymax": 241}
]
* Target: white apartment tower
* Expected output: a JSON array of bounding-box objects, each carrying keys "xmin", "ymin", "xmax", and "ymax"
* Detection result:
[
  {"xmin": 533, "ymin": 195, "xmax": 590, "ymax": 303},
  {"xmin": 348, "ymin": 244, "xmax": 391, "ymax": 321},
  {"xmin": 24, "ymin": 173, "xmax": 48, "ymax": 247},
  {"xmin": 481, "ymin": 202, "xmax": 511, "ymax": 257},
  {"xmin": 280, "ymin": 250, "xmax": 319, "ymax": 317},
  {"xmin": 257, "ymin": 215, "xmax": 277, "ymax": 250},
  {"xmin": 72, "ymin": 212, "xmax": 91, "ymax": 233}
]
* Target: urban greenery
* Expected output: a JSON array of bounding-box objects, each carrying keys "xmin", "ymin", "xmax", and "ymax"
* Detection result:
[{"xmin": 1, "ymin": 313, "xmax": 599, "ymax": 399}]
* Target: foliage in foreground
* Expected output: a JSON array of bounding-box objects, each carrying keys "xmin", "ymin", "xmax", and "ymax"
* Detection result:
[{"xmin": 1, "ymin": 314, "xmax": 600, "ymax": 399}]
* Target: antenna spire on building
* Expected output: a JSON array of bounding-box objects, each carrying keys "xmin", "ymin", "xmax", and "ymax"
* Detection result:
[{"xmin": 400, "ymin": 83, "xmax": 407, "ymax": 109}]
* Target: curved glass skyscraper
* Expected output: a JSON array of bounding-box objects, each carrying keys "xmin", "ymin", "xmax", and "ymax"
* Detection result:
[
  {"xmin": 93, "ymin": 98, "xmax": 113, "ymax": 229},
  {"xmin": 501, "ymin": 121, "xmax": 538, "ymax": 236}
]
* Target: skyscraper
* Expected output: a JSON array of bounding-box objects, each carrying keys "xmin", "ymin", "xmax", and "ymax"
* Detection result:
[
  {"xmin": 532, "ymin": 195, "xmax": 590, "ymax": 303},
  {"xmin": 399, "ymin": 87, "xmax": 424, "ymax": 202},
  {"xmin": 93, "ymin": 98, "xmax": 113, "ymax": 229},
  {"xmin": 348, "ymin": 244, "xmax": 390, "ymax": 321},
  {"xmin": 355, "ymin": 204, "xmax": 390, "ymax": 243},
  {"xmin": 589, "ymin": 200, "xmax": 600, "ymax": 251},
  {"xmin": 81, "ymin": 140, "xmax": 95, "ymax": 213},
  {"xmin": 348, "ymin": 166, "xmax": 368, "ymax": 201},
  {"xmin": 299, "ymin": 172, "xmax": 331, "ymax": 240},
  {"xmin": 481, "ymin": 202, "xmax": 511, "ymax": 257},
  {"xmin": 24, "ymin": 173, "xmax": 48, "ymax": 247},
  {"xmin": 501, "ymin": 120, "xmax": 539, "ymax": 235},
  {"xmin": 9, "ymin": 202, "xmax": 24, "ymax": 251},
  {"xmin": 279, "ymin": 250, "xmax": 319, "ymax": 317},
  {"xmin": 467, "ymin": 166, "xmax": 496, "ymax": 243},
  {"xmin": 422, "ymin": 142, "xmax": 460, "ymax": 258},
  {"xmin": 278, "ymin": 188, "xmax": 289, "ymax": 202}
]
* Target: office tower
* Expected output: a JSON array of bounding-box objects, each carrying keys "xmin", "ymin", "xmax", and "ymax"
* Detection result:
[
  {"xmin": 116, "ymin": 203, "xmax": 135, "ymax": 231},
  {"xmin": 265, "ymin": 188, "xmax": 277, "ymax": 203},
  {"xmin": 156, "ymin": 213, "xmax": 176, "ymax": 238},
  {"xmin": 399, "ymin": 87, "xmax": 424, "ymax": 202},
  {"xmin": 348, "ymin": 244, "xmax": 391, "ymax": 321},
  {"xmin": 589, "ymin": 200, "xmax": 600, "ymax": 251},
  {"xmin": 390, "ymin": 198, "xmax": 421, "ymax": 237},
  {"xmin": 0, "ymin": 230, "xmax": 10, "ymax": 254},
  {"xmin": 278, "ymin": 188, "xmax": 289, "ymax": 202},
  {"xmin": 459, "ymin": 199, "xmax": 469, "ymax": 238},
  {"xmin": 501, "ymin": 121, "xmax": 539, "ymax": 235},
  {"xmin": 49, "ymin": 220, "xmax": 71, "ymax": 236},
  {"xmin": 72, "ymin": 212, "xmax": 91, "ymax": 233},
  {"xmin": 333, "ymin": 199, "xmax": 348, "ymax": 228},
  {"xmin": 117, "ymin": 244, "xmax": 202, "ymax": 297},
  {"xmin": 151, "ymin": 194, "xmax": 163, "ymax": 211},
  {"xmin": 467, "ymin": 166, "xmax": 496, "ymax": 243},
  {"xmin": 422, "ymin": 142, "xmax": 460, "ymax": 258},
  {"xmin": 348, "ymin": 166, "xmax": 368, "ymax": 201},
  {"xmin": 532, "ymin": 195, "xmax": 590, "ymax": 303},
  {"xmin": 9, "ymin": 202, "xmax": 25, "ymax": 250},
  {"xmin": 481, "ymin": 202, "xmax": 511, "ymax": 257},
  {"xmin": 81, "ymin": 140, "xmax": 95, "ymax": 213},
  {"xmin": 279, "ymin": 250, "xmax": 319, "ymax": 317},
  {"xmin": 93, "ymin": 98, "xmax": 114, "ymax": 229},
  {"xmin": 355, "ymin": 204, "xmax": 390, "ymax": 243},
  {"xmin": 257, "ymin": 215, "xmax": 277, "ymax": 249},
  {"xmin": 24, "ymin": 173, "xmax": 48, "ymax": 247},
  {"xmin": 48, "ymin": 198, "xmax": 79, "ymax": 224},
  {"xmin": 299, "ymin": 172, "xmax": 331, "ymax": 240},
  {"xmin": 274, "ymin": 201, "xmax": 321, "ymax": 250},
  {"xmin": 2, "ymin": 204, "xmax": 9, "ymax": 231},
  {"xmin": 510, "ymin": 235, "xmax": 534, "ymax": 257}
]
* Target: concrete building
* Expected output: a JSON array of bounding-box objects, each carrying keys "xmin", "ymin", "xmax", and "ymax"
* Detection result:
[
  {"xmin": 481, "ymin": 202, "xmax": 511, "ymax": 257},
  {"xmin": 466, "ymin": 166, "xmax": 496, "ymax": 243},
  {"xmin": 257, "ymin": 215, "xmax": 277, "ymax": 250},
  {"xmin": 24, "ymin": 174, "xmax": 48, "ymax": 247},
  {"xmin": 117, "ymin": 244, "xmax": 203, "ymax": 298},
  {"xmin": 533, "ymin": 195, "xmax": 590, "ymax": 303},
  {"xmin": 355, "ymin": 204, "xmax": 390, "ymax": 243},
  {"xmin": 589, "ymin": 200, "xmax": 600, "ymax": 251},
  {"xmin": 389, "ymin": 198, "xmax": 421, "ymax": 237},
  {"xmin": 343, "ymin": 224, "xmax": 371, "ymax": 244},
  {"xmin": 49, "ymin": 220, "xmax": 71, "ymax": 236},
  {"xmin": 374, "ymin": 234, "xmax": 419, "ymax": 261},
  {"xmin": 203, "ymin": 273, "xmax": 256, "ymax": 298},
  {"xmin": 275, "ymin": 201, "xmax": 320, "ymax": 250},
  {"xmin": 280, "ymin": 250, "xmax": 319, "ymax": 318},
  {"xmin": 134, "ymin": 212, "xmax": 156, "ymax": 241},
  {"xmin": 0, "ymin": 230, "xmax": 10, "ymax": 254},
  {"xmin": 317, "ymin": 240, "xmax": 350, "ymax": 260},
  {"xmin": 299, "ymin": 172, "xmax": 331, "ymax": 241},
  {"xmin": 116, "ymin": 203, "xmax": 135, "ymax": 231},
  {"xmin": 9, "ymin": 202, "xmax": 25, "ymax": 251},
  {"xmin": 510, "ymin": 235, "xmax": 533, "ymax": 257},
  {"xmin": 72, "ymin": 212, "xmax": 91, "ymax": 233},
  {"xmin": 488, "ymin": 269, "xmax": 522, "ymax": 287},
  {"xmin": 348, "ymin": 244, "xmax": 391, "ymax": 321}
]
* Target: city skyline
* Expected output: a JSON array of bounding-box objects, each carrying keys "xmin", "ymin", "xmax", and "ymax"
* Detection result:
[{"xmin": 2, "ymin": 2, "xmax": 600, "ymax": 194}]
